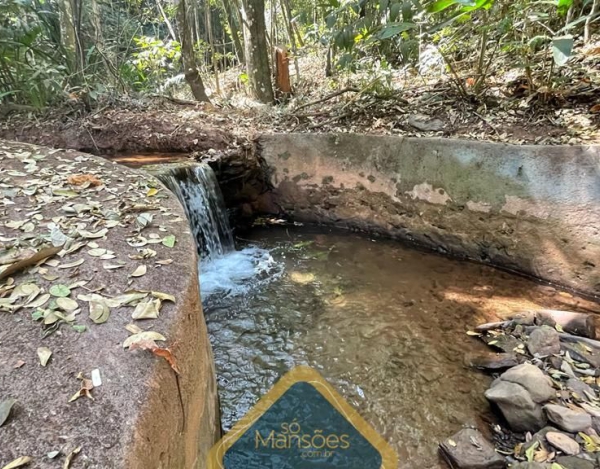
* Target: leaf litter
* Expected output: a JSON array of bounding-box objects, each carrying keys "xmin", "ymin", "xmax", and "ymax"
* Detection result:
[{"xmin": 0, "ymin": 141, "xmax": 184, "ymax": 449}]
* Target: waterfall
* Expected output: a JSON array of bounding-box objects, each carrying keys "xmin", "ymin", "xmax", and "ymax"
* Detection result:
[{"xmin": 157, "ymin": 164, "xmax": 234, "ymax": 260}]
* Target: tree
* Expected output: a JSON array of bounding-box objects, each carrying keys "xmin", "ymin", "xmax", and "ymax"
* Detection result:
[
  {"xmin": 240, "ymin": 0, "xmax": 274, "ymax": 103},
  {"xmin": 176, "ymin": 0, "xmax": 210, "ymax": 102}
]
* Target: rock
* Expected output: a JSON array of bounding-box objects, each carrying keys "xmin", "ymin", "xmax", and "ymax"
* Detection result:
[
  {"xmin": 509, "ymin": 463, "xmax": 550, "ymax": 469},
  {"xmin": 499, "ymin": 363, "xmax": 555, "ymax": 403},
  {"xmin": 544, "ymin": 404, "xmax": 592, "ymax": 432},
  {"xmin": 439, "ymin": 428, "xmax": 505, "ymax": 469},
  {"xmin": 519, "ymin": 426, "xmax": 559, "ymax": 456},
  {"xmin": 408, "ymin": 114, "xmax": 445, "ymax": 132},
  {"xmin": 567, "ymin": 378, "xmax": 595, "ymax": 400},
  {"xmin": 465, "ymin": 352, "xmax": 519, "ymax": 371},
  {"xmin": 592, "ymin": 417, "xmax": 600, "ymax": 434},
  {"xmin": 485, "ymin": 381, "xmax": 547, "ymax": 432},
  {"xmin": 556, "ymin": 455, "xmax": 595, "ymax": 469},
  {"xmin": 546, "ymin": 431, "xmax": 580, "ymax": 455},
  {"xmin": 527, "ymin": 326, "xmax": 561, "ymax": 357}
]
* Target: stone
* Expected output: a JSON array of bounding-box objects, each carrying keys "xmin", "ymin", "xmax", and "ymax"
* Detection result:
[
  {"xmin": 567, "ymin": 378, "xmax": 595, "ymax": 400},
  {"xmin": 519, "ymin": 426, "xmax": 559, "ymax": 456},
  {"xmin": 546, "ymin": 431, "xmax": 580, "ymax": 455},
  {"xmin": 439, "ymin": 428, "xmax": 505, "ymax": 469},
  {"xmin": 509, "ymin": 463, "xmax": 550, "ymax": 469},
  {"xmin": 544, "ymin": 404, "xmax": 592, "ymax": 432},
  {"xmin": 485, "ymin": 381, "xmax": 547, "ymax": 432},
  {"xmin": 499, "ymin": 363, "xmax": 555, "ymax": 403},
  {"xmin": 556, "ymin": 455, "xmax": 595, "ymax": 469},
  {"xmin": 527, "ymin": 326, "xmax": 561, "ymax": 357},
  {"xmin": 465, "ymin": 352, "xmax": 519, "ymax": 371},
  {"xmin": 408, "ymin": 114, "xmax": 445, "ymax": 132}
]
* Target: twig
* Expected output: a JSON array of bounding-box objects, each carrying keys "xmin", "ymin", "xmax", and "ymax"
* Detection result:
[
  {"xmin": 473, "ymin": 111, "xmax": 499, "ymax": 134},
  {"xmin": 293, "ymin": 87, "xmax": 360, "ymax": 113},
  {"xmin": 307, "ymin": 111, "xmax": 351, "ymax": 130},
  {"xmin": 151, "ymin": 94, "xmax": 201, "ymax": 106}
]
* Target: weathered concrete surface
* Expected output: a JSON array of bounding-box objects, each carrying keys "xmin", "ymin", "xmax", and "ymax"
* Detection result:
[
  {"xmin": 0, "ymin": 141, "xmax": 219, "ymax": 468},
  {"xmin": 257, "ymin": 134, "xmax": 600, "ymax": 296}
]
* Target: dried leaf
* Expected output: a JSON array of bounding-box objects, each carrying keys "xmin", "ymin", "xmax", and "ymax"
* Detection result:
[
  {"xmin": 89, "ymin": 301, "xmax": 110, "ymax": 324},
  {"xmin": 129, "ymin": 339, "xmax": 180, "ymax": 374},
  {"xmin": 57, "ymin": 258, "xmax": 85, "ymax": 269},
  {"xmin": 123, "ymin": 331, "xmax": 166, "ymax": 348},
  {"xmin": 130, "ymin": 265, "xmax": 147, "ymax": 277},
  {"xmin": 0, "ymin": 398, "xmax": 16, "ymax": 426},
  {"xmin": 151, "ymin": 291, "xmax": 175, "ymax": 302},
  {"xmin": 37, "ymin": 347, "xmax": 52, "ymax": 366},
  {"xmin": 146, "ymin": 188, "xmax": 158, "ymax": 197},
  {"xmin": 56, "ymin": 297, "xmax": 78, "ymax": 312},
  {"xmin": 125, "ymin": 323, "xmax": 143, "ymax": 334},
  {"xmin": 2, "ymin": 457, "xmax": 32, "ymax": 469},
  {"xmin": 132, "ymin": 299, "xmax": 161, "ymax": 320}
]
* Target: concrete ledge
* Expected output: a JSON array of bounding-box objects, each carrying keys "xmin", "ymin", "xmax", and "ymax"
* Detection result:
[
  {"xmin": 0, "ymin": 141, "xmax": 219, "ymax": 468},
  {"xmin": 258, "ymin": 133, "xmax": 600, "ymax": 296}
]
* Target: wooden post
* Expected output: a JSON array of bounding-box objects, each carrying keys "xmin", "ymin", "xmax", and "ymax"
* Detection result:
[{"xmin": 275, "ymin": 46, "xmax": 291, "ymax": 94}]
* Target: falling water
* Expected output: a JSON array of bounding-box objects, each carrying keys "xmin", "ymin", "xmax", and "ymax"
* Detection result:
[
  {"xmin": 157, "ymin": 162, "xmax": 281, "ymax": 300},
  {"xmin": 157, "ymin": 164, "xmax": 234, "ymax": 260}
]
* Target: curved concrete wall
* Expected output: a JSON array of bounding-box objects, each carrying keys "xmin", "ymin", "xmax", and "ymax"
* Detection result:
[
  {"xmin": 0, "ymin": 141, "xmax": 219, "ymax": 468},
  {"xmin": 258, "ymin": 133, "xmax": 600, "ymax": 296}
]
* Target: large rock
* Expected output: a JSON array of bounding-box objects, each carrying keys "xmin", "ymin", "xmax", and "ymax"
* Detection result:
[
  {"xmin": 567, "ymin": 378, "xmax": 595, "ymax": 400},
  {"xmin": 546, "ymin": 431, "xmax": 580, "ymax": 455},
  {"xmin": 499, "ymin": 363, "xmax": 555, "ymax": 403},
  {"xmin": 527, "ymin": 326, "xmax": 561, "ymax": 357},
  {"xmin": 556, "ymin": 455, "xmax": 595, "ymax": 469},
  {"xmin": 544, "ymin": 404, "xmax": 592, "ymax": 432},
  {"xmin": 510, "ymin": 463, "xmax": 551, "ymax": 469},
  {"xmin": 485, "ymin": 381, "xmax": 547, "ymax": 432},
  {"xmin": 439, "ymin": 428, "xmax": 505, "ymax": 469}
]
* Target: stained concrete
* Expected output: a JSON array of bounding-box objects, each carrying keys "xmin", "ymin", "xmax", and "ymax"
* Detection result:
[
  {"xmin": 257, "ymin": 133, "xmax": 600, "ymax": 296},
  {"xmin": 0, "ymin": 141, "xmax": 219, "ymax": 468}
]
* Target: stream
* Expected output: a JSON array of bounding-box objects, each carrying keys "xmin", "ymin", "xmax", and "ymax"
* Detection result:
[{"xmin": 155, "ymin": 161, "xmax": 594, "ymax": 468}]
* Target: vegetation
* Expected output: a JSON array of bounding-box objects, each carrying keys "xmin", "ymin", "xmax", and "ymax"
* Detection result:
[{"xmin": 0, "ymin": 0, "xmax": 598, "ymax": 111}]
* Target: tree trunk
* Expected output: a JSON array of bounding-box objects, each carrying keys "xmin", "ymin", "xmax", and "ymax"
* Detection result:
[
  {"xmin": 58, "ymin": 0, "xmax": 77, "ymax": 76},
  {"xmin": 205, "ymin": 3, "xmax": 221, "ymax": 94},
  {"xmin": 177, "ymin": 0, "xmax": 210, "ymax": 102},
  {"xmin": 240, "ymin": 0, "xmax": 274, "ymax": 103},
  {"xmin": 223, "ymin": 0, "xmax": 245, "ymax": 63},
  {"xmin": 275, "ymin": 46, "xmax": 291, "ymax": 94},
  {"xmin": 584, "ymin": 0, "xmax": 599, "ymax": 44},
  {"xmin": 280, "ymin": 0, "xmax": 300, "ymax": 80},
  {"xmin": 156, "ymin": 0, "xmax": 178, "ymax": 41}
]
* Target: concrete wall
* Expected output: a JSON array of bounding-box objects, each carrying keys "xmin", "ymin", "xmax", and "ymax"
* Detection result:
[{"xmin": 258, "ymin": 133, "xmax": 600, "ymax": 296}]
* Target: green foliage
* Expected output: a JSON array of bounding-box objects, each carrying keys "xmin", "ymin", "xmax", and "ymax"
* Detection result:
[{"xmin": 131, "ymin": 36, "xmax": 181, "ymax": 89}]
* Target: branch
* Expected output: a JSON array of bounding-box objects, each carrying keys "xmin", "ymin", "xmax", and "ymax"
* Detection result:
[{"xmin": 293, "ymin": 87, "xmax": 360, "ymax": 113}]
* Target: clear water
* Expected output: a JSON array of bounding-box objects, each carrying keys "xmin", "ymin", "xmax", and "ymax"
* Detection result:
[
  {"xmin": 157, "ymin": 164, "xmax": 234, "ymax": 260},
  {"xmin": 203, "ymin": 226, "xmax": 597, "ymax": 468}
]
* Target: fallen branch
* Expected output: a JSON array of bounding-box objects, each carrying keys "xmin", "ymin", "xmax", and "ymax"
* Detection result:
[
  {"xmin": 293, "ymin": 87, "xmax": 360, "ymax": 113},
  {"xmin": 151, "ymin": 94, "xmax": 200, "ymax": 106},
  {"xmin": 0, "ymin": 246, "xmax": 62, "ymax": 281}
]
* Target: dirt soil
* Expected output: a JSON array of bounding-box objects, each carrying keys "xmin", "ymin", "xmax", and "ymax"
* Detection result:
[{"xmin": 0, "ymin": 140, "xmax": 214, "ymax": 468}]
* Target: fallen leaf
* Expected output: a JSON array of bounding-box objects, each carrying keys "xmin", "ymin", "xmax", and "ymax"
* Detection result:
[
  {"xmin": 49, "ymin": 284, "xmax": 71, "ymax": 297},
  {"xmin": 129, "ymin": 339, "xmax": 180, "ymax": 374},
  {"xmin": 2, "ymin": 457, "xmax": 32, "ymax": 469},
  {"xmin": 56, "ymin": 297, "xmax": 78, "ymax": 312},
  {"xmin": 89, "ymin": 301, "xmax": 110, "ymax": 324},
  {"xmin": 147, "ymin": 188, "xmax": 158, "ymax": 197},
  {"xmin": 47, "ymin": 451, "xmax": 60, "ymax": 459},
  {"xmin": 57, "ymin": 258, "xmax": 85, "ymax": 269},
  {"xmin": 123, "ymin": 331, "xmax": 166, "ymax": 348},
  {"xmin": 62, "ymin": 446, "xmax": 81, "ymax": 469},
  {"xmin": 162, "ymin": 235, "xmax": 176, "ymax": 248},
  {"xmin": 67, "ymin": 173, "xmax": 102, "ymax": 186},
  {"xmin": 13, "ymin": 360, "xmax": 25, "ymax": 369},
  {"xmin": 132, "ymin": 299, "xmax": 161, "ymax": 320},
  {"xmin": 37, "ymin": 347, "xmax": 52, "ymax": 366},
  {"xmin": 69, "ymin": 375, "xmax": 94, "ymax": 402},
  {"xmin": 151, "ymin": 291, "xmax": 175, "ymax": 302},
  {"xmin": 125, "ymin": 324, "xmax": 143, "ymax": 334},
  {"xmin": 0, "ymin": 398, "xmax": 16, "ymax": 426},
  {"xmin": 130, "ymin": 265, "xmax": 147, "ymax": 277}
]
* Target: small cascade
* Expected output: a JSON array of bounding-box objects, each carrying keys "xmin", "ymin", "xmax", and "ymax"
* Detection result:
[{"xmin": 157, "ymin": 164, "xmax": 234, "ymax": 260}]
